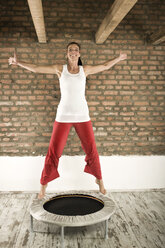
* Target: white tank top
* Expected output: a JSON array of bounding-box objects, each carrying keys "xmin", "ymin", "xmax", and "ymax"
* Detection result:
[{"xmin": 55, "ymin": 64, "xmax": 90, "ymax": 123}]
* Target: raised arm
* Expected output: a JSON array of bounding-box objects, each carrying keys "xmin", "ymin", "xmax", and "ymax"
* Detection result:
[
  {"xmin": 83, "ymin": 51, "xmax": 127, "ymax": 77},
  {"xmin": 8, "ymin": 50, "xmax": 62, "ymax": 77}
]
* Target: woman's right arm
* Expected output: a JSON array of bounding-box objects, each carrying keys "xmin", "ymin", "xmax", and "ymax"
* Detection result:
[{"xmin": 8, "ymin": 50, "xmax": 62, "ymax": 76}]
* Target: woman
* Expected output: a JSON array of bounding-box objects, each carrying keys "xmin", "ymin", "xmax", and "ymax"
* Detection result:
[{"xmin": 9, "ymin": 42, "xmax": 127, "ymax": 199}]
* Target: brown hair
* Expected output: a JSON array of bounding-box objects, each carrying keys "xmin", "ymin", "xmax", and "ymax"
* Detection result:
[{"xmin": 67, "ymin": 42, "xmax": 81, "ymax": 50}]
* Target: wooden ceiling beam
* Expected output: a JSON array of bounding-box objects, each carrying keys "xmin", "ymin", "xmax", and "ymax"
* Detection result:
[
  {"xmin": 95, "ymin": 0, "xmax": 138, "ymax": 44},
  {"xmin": 27, "ymin": 0, "xmax": 47, "ymax": 43},
  {"xmin": 150, "ymin": 27, "xmax": 165, "ymax": 45}
]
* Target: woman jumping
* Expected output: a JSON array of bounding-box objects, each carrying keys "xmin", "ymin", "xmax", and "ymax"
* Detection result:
[{"xmin": 9, "ymin": 42, "xmax": 127, "ymax": 199}]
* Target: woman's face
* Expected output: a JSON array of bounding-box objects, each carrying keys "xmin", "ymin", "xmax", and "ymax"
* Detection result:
[{"xmin": 67, "ymin": 44, "xmax": 80, "ymax": 63}]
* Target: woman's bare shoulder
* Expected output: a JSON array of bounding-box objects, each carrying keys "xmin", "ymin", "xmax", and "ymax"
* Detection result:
[
  {"xmin": 54, "ymin": 64, "xmax": 63, "ymax": 72},
  {"xmin": 53, "ymin": 64, "xmax": 63, "ymax": 78}
]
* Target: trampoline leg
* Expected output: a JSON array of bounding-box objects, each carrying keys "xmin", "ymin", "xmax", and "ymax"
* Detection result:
[
  {"xmin": 105, "ymin": 219, "xmax": 108, "ymax": 239},
  {"xmin": 61, "ymin": 226, "xmax": 64, "ymax": 248},
  {"xmin": 30, "ymin": 215, "xmax": 34, "ymax": 233}
]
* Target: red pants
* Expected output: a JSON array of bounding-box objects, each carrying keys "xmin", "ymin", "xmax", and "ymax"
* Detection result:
[{"xmin": 40, "ymin": 120, "xmax": 102, "ymax": 185}]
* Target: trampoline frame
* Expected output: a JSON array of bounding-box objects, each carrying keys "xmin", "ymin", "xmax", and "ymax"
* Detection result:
[
  {"xmin": 30, "ymin": 191, "xmax": 115, "ymax": 248},
  {"xmin": 30, "ymin": 215, "xmax": 109, "ymax": 247}
]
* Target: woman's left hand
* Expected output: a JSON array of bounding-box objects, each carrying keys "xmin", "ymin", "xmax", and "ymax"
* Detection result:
[{"xmin": 118, "ymin": 52, "xmax": 127, "ymax": 61}]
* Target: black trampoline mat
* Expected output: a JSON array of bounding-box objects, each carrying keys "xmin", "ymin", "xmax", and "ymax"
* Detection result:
[{"xmin": 43, "ymin": 194, "xmax": 104, "ymax": 216}]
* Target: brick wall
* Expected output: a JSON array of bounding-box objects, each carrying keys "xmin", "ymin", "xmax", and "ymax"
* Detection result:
[{"xmin": 0, "ymin": 0, "xmax": 165, "ymax": 156}]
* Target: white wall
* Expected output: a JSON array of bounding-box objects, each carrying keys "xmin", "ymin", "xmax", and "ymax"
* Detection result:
[{"xmin": 0, "ymin": 156, "xmax": 165, "ymax": 192}]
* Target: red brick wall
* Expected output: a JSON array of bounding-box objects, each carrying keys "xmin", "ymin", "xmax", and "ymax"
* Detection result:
[{"xmin": 0, "ymin": 0, "xmax": 165, "ymax": 156}]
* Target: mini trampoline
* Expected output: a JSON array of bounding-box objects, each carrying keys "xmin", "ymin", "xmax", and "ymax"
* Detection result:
[{"xmin": 30, "ymin": 191, "xmax": 115, "ymax": 248}]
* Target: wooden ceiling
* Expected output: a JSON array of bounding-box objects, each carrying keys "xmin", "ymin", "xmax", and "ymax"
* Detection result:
[
  {"xmin": 95, "ymin": 0, "xmax": 138, "ymax": 44},
  {"xmin": 27, "ymin": 0, "xmax": 165, "ymax": 45},
  {"xmin": 27, "ymin": 0, "xmax": 46, "ymax": 43}
]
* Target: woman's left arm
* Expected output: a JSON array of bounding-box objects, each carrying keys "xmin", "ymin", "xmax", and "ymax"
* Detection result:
[{"xmin": 84, "ymin": 52, "xmax": 127, "ymax": 77}]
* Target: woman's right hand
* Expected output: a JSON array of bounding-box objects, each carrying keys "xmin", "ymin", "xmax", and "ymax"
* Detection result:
[{"xmin": 8, "ymin": 50, "xmax": 18, "ymax": 65}]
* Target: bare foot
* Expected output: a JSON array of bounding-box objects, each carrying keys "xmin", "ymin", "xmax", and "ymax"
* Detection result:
[
  {"xmin": 95, "ymin": 179, "xmax": 106, "ymax": 195},
  {"xmin": 38, "ymin": 184, "xmax": 47, "ymax": 199}
]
